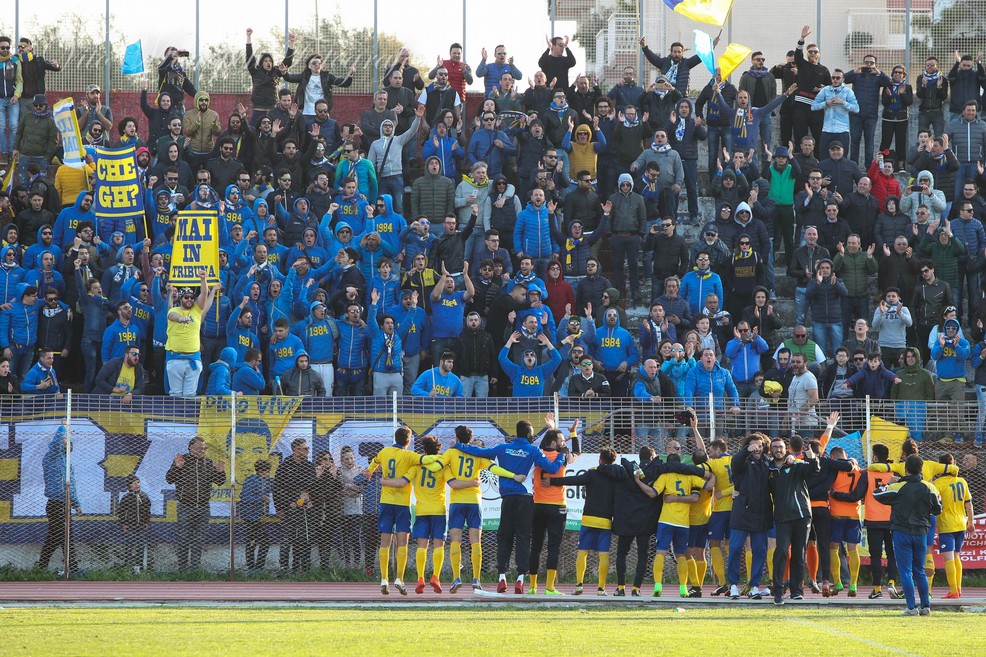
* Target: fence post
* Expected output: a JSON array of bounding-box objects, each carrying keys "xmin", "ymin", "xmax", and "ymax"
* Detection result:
[
  {"xmin": 194, "ymin": 0, "xmax": 200, "ymax": 90},
  {"xmin": 373, "ymin": 0, "xmax": 379, "ymax": 93},
  {"xmin": 864, "ymin": 395, "xmax": 872, "ymax": 465},
  {"xmin": 104, "ymin": 0, "xmax": 111, "ymax": 107},
  {"xmin": 708, "ymin": 392, "xmax": 715, "ymax": 443},
  {"xmin": 228, "ymin": 393, "xmax": 237, "ymax": 580},
  {"xmin": 553, "ymin": 392, "xmax": 560, "ymax": 429},
  {"xmin": 392, "ymin": 390, "xmax": 398, "ymax": 429},
  {"xmin": 904, "ymin": 0, "xmax": 912, "ymax": 75},
  {"xmin": 284, "ymin": 0, "xmax": 290, "ymax": 53},
  {"xmin": 63, "ymin": 389, "xmax": 73, "ymax": 580}
]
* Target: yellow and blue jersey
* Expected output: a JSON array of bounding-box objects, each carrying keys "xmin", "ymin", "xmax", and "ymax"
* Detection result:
[{"xmin": 654, "ymin": 473, "xmax": 706, "ymax": 527}]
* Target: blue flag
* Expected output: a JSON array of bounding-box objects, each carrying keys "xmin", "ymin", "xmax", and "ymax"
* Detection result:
[
  {"xmin": 121, "ymin": 40, "xmax": 144, "ymax": 75},
  {"xmin": 693, "ymin": 30, "xmax": 717, "ymax": 78}
]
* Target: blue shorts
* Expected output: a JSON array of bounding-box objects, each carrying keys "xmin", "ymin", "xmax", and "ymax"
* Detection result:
[
  {"xmin": 411, "ymin": 514, "xmax": 447, "ymax": 540},
  {"xmin": 830, "ymin": 518, "xmax": 862, "ymax": 545},
  {"xmin": 448, "ymin": 503, "xmax": 482, "ymax": 530},
  {"xmin": 655, "ymin": 523, "xmax": 689, "ymax": 554},
  {"xmin": 926, "ymin": 515, "xmax": 937, "ymax": 547},
  {"xmin": 938, "ymin": 530, "xmax": 966, "ymax": 554},
  {"xmin": 377, "ymin": 503, "xmax": 411, "ymax": 534},
  {"xmin": 578, "ymin": 526, "xmax": 613, "ymax": 552},
  {"xmin": 689, "ymin": 523, "xmax": 709, "ymax": 549},
  {"xmin": 707, "ymin": 511, "xmax": 730, "ymax": 541}
]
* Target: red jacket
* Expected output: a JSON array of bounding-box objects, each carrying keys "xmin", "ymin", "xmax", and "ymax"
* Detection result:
[
  {"xmin": 545, "ymin": 275, "xmax": 575, "ymax": 326},
  {"xmin": 867, "ymin": 160, "xmax": 903, "ymax": 212}
]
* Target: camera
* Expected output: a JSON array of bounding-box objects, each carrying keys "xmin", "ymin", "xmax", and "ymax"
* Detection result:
[
  {"xmin": 176, "ymin": 50, "xmax": 190, "ymax": 58},
  {"xmin": 861, "ymin": 66, "xmax": 872, "ymax": 74},
  {"xmin": 675, "ymin": 409, "xmax": 696, "ymax": 426},
  {"xmin": 909, "ymin": 185, "xmax": 921, "ymax": 193}
]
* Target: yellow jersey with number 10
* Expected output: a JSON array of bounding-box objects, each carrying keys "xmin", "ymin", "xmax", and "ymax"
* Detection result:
[{"xmin": 933, "ymin": 474, "xmax": 971, "ymax": 534}]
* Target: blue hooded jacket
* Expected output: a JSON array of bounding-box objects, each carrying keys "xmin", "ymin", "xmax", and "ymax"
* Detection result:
[
  {"xmin": 0, "ymin": 282, "xmax": 41, "ymax": 348},
  {"xmin": 0, "ymin": 246, "xmax": 26, "ymax": 305},
  {"xmin": 322, "ymin": 192, "xmax": 370, "ymax": 239},
  {"xmin": 393, "ymin": 303, "xmax": 430, "ymax": 355},
  {"xmin": 263, "ymin": 276, "xmax": 294, "ymax": 336},
  {"xmin": 42, "ymin": 427, "xmax": 79, "ymax": 504},
  {"xmin": 680, "ymin": 266, "xmax": 724, "ymax": 316},
  {"xmin": 498, "ymin": 345, "xmax": 562, "ymax": 397},
  {"xmin": 724, "ymin": 335, "xmax": 770, "ymax": 384},
  {"xmin": 592, "ymin": 309, "xmax": 639, "ymax": 372},
  {"xmin": 221, "ymin": 184, "xmax": 257, "ymax": 241},
  {"xmin": 205, "ymin": 347, "xmax": 238, "ymax": 395},
  {"xmin": 226, "ymin": 304, "xmax": 258, "ymax": 362},
  {"xmin": 269, "ymin": 330, "xmax": 304, "ymax": 379},
  {"xmin": 364, "ymin": 194, "xmax": 407, "ymax": 254},
  {"xmin": 52, "ymin": 191, "xmax": 96, "ymax": 249},
  {"xmin": 683, "ymin": 359, "xmax": 740, "ymax": 409},
  {"xmin": 514, "ymin": 201, "xmax": 558, "ymax": 259},
  {"xmin": 101, "ymin": 317, "xmax": 141, "ymax": 362},
  {"xmin": 930, "ymin": 318, "xmax": 971, "ymax": 380},
  {"xmin": 661, "ymin": 357, "xmax": 696, "ymax": 397},
  {"xmin": 411, "ymin": 366, "xmax": 464, "ymax": 397},
  {"xmin": 232, "ymin": 360, "xmax": 266, "ymax": 395},
  {"xmin": 336, "ymin": 315, "xmax": 370, "ymax": 369},
  {"xmin": 291, "ymin": 301, "xmax": 338, "ymax": 365},
  {"xmin": 23, "ymin": 358, "xmax": 60, "ymax": 395},
  {"xmin": 284, "ymin": 227, "xmax": 331, "ymax": 273},
  {"xmin": 201, "ymin": 290, "xmax": 232, "ymax": 339},
  {"xmin": 23, "ymin": 226, "xmax": 63, "ymax": 271}
]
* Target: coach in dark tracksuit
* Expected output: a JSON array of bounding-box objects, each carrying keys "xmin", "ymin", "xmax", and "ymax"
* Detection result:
[
  {"xmin": 612, "ymin": 448, "xmax": 705, "ymax": 595},
  {"xmin": 768, "ymin": 437, "xmax": 820, "ymax": 604},
  {"xmin": 726, "ymin": 434, "xmax": 773, "ymax": 598}
]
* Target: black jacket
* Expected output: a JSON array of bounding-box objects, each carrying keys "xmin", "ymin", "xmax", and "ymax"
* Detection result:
[
  {"xmin": 94, "ymin": 357, "xmax": 146, "ymax": 396},
  {"xmin": 612, "ymin": 457, "xmax": 703, "ymax": 536},
  {"xmin": 548, "ymin": 463, "xmax": 625, "ymax": 524},
  {"xmin": 283, "ymin": 68, "xmax": 353, "ymax": 113},
  {"xmin": 874, "ymin": 473, "xmax": 943, "ymax": 536},
  {"xmin": 38, "ymin": 303, "xmax": 73, "ymax": 353},
  {"xmin": 165, "ymin": 454, "xmax": 226, "ymax": 507},
  {"xmin": 644, "ymin": 230, "xmax": 690, "ymax": 280},
  {"xmin": 273, "ymin": 456, "xmax": 318, "ymax": 514},
  {"xmin": 118, "ymin": 490, "xmax": 151, "ymax": 527},
  {"xmin": 729, "ymin": 444, "xmax": 773, "ymax": 532},
  {"xmin": 568, "ymin": 371, "xmax": 611, "ymax": 398},
  {"xmin": 456, "ymin": 328, "xmax": 496, "ymax": 376},
  {"xmin": 768, "ymin": 455, "xmax": 820, "ymax": 523}
]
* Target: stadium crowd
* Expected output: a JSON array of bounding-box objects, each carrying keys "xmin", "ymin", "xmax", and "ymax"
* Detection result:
[{"xmin": 3, "ymin": 26, "xmax": 986, "ymax": 439}]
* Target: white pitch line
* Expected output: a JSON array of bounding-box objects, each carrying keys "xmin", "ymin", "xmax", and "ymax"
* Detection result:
[{"xmin": 787, "ymin": 617, "xmax": 926, "ymax": 657}]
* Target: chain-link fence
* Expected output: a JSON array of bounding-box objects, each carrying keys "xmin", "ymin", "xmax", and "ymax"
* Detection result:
[{"xmin": 1, "ymin": 393, "xmax": 982, "ymax": 586}]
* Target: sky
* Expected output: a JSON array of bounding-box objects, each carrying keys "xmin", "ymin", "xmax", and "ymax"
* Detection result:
[{"xmin": 8, "ymin": 0, "xmax": 585, "ymax": 93}]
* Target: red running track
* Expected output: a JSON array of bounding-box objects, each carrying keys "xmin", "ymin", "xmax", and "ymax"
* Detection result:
[{"xmin": 0, "ymin": 581, "xmax": 983, "ymax": 604}]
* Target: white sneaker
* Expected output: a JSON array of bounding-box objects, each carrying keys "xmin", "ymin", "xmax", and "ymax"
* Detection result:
[
  {"xmin": 729, "ymin": 584, "xmax": 740, "ymax": 599},
  {"xmin": 761, "ymin": 586, "xmax": 771, "ymax": 597},
  {"xmin": 748, "ymin": 586, "xmax": 762, "ymax": 600}
]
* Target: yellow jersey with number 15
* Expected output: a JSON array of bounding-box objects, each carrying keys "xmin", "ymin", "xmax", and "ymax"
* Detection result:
[{"xmin": 409, "ymin": 463, "xmax": 449, "ymax": 516}]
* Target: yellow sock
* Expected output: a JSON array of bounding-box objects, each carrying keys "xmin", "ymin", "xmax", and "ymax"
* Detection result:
[
  {"xmin": 687, "ymin": 558, "xmax": 699, "ymax": 587},
  {"xmin": 744, "ymin": 550, "xmax": 752, "ymax": 581},
  {"xmin": 874, "ymin": 585, "xmax": 882, "ymax": 592},
  {"xmin": 471, "ymin": 544, "xmax": 483, "ymax": 581},
  {"xmin": 450, "ymin": 543, "xmax": 462, "ymax": 580},
  {"xmin": 432, "ymin": 548, "xmax": 444, "ymax": 580},
  {"xmin": 598, "ymin": 553, "xmax": 610, "ymax": 589},
  {"xmin": 653, "ymin": 554, "xmax": 666, "ymax": 585},
  {"xmin": 925, "ymin": 552, "xmax": 935, "ymax": 588},
  {"xmin": 379, "ymin": 547, "xmax": 390, "ymax": 582},
  {"xmin": 848, "ymin": 546, "xmax": 860, "ymax": 587},
  {"xmin": 766, "ymin": 547, "xmax": 775, "ymax": 582},
  {"xmin": 676, "ymin": 556, "xmax": 689, "ymax": 586},
  {"xmin": 697, "ymin": 558, "xmax": 708, "ymax": 586},
  {"xmin": 956, "ymin": 559, "xmax": 963, "ymax": 592},
  {"xmin": 711, "ymin": 548, "xmax": 725, "ymax": 585},
  {"xmin": 396, "ymin": 545, "xmax": 408, "ymax": 581},
  {"xmin": 529, "ymin": 574, "xmax": 538, "ymax": 591},
  {"xmin": 546, "ymin": 569, "xmax": 557, "ymax": 591},
  {"xmin": 944, "ymin": 558, "xmax": 957, "ymax": 594},
  {"xmin": 576, "ymin": 550, "xmax": 588, "ymax": 584},
  {"xmin": 829, "ymin": 548, "xmax": 841, "ymax": 584},
  {"xmin": 415, "ymin": 547, "xmax": 427, "ymax": 581}
]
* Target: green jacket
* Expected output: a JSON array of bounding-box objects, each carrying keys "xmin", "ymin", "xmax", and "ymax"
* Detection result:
[
  {"xmin": 833, "ymin": 250, "xmax": 878, "ymax": 297},
  {"xmin": 13, "ymin": 111, "xmax": 57, "ymax": 159},
  {"xmin": 890, "ymin": 347, "xmax": 935, "ymax": 401},
  {"xmin": 918, "ymin": 232, "xmax": 964, "ymax": 288}
]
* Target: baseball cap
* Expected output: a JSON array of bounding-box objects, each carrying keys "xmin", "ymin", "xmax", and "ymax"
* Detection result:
[{"xmin": 86, "ymin": 84, "xmax": 101, "ymax": 93}]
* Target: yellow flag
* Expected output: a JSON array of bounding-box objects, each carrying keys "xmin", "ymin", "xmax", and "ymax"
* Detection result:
[
  {"xmin": 718, "ymin": 43, "xmax": 753, "ymax": 80},
  {"xmin": 1, "ymin": 153, "xmax": 16, "ymax": 193},
  {"xmin": 671, "ymin": 0, "xmax": 734, "ymax": 27},
  {"xmin": 864, "ymin": 415, "xmax": 909, "ymax": 462}
]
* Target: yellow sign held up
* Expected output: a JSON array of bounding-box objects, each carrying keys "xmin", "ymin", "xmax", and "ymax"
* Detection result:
[
  {"xmin": 169, "ymin": 210, "xmax": 220, "ymax": 286},
  {"xmin": 52, "ymin": 98, "xmax": 86, "ymax": 169}
]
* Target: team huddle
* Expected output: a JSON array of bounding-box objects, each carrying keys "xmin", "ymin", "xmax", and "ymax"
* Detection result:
[{"xmin": 364, "ymin": 411, "xmax": 974, "ymax": 614}]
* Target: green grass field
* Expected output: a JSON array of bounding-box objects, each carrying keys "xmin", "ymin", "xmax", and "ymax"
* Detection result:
[{"xmin": 2, "ymin": 606, "xmax": 985, "ymax": 657}]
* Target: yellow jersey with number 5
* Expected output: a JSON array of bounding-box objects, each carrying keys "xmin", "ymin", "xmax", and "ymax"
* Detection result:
[{"xmin": 654, "ymin": 473, "xmax": 706, "ymax": 527}]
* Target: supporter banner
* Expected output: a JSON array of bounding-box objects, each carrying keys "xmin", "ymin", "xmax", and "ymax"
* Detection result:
[
  {"xmin": 52, "ymin": 98, "xmax": 86, "ymax": 169},
  {"xmin": 93, "ymin": 146, "xmax": 143, "ymax": 221},
  {"xmin": 169, "ymin": 210, "xmax": 221, "ymax": 285}
]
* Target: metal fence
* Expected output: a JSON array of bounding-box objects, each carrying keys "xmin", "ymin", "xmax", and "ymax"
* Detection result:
[
  {"xmin": 1, "ymin": 393, "xmax": 982, "ymax": 585},
  {"xmin": 4, "ymin": 1, "xmax": 983, "ymax": 99}
]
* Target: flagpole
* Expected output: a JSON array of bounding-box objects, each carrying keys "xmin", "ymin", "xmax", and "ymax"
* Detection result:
[{"xmin": 104, "ymin": 0, "xmax": 111, "ymax": 107}]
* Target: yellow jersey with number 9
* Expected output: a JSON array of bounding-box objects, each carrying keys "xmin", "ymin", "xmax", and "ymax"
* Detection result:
[{"xmin": 369, "ymin": 445, "xmax": 425, "ymax": 506}]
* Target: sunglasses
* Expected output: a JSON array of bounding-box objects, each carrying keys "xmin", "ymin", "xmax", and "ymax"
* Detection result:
[
  {"xmin": 739, "ymin": 241, "xmax": 750, "ymax": 246},
  {"xmin": 181, "ymin": 295, "xmax": 195, "ymax": 300},
  {"xmin": 794, "ymin": 334, "xmax": 807, "ymax": 338},
  {"xmin": 704, "ymin": 232, "xmax": 716, "ymax": 237},
  {"xmin": 854, "ymin": 356, "xmax": 865, "ymax": 360}
]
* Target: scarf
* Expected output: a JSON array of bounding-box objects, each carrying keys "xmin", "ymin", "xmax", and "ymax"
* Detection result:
[
  {"xmin": 564, "ymin": 236, "xmax": 583, "ymax": 265},
  {"xmin": 674, "ymin": 116, "xmax": 686, "ymax": 142},
  {"xmin": 652, "ymin": 143, "xmax": 671, "ymax": 153},
  {"xmin": 887, "ymin": 80, "xmax": 906, "ymax": 111},
  {"xmin": 692, "ymin": 267, "xmax": 712, "ymax": 279},
  {"xmin": 622, "ymin": 115, "xmax": 640, "ymax": 128},
  {"xmin": 548, "ymin": 100, "xmax": 568, "ymax": 121},
  {"xmin": 745, "ymin": 66, "xmax": 770, "ymax": 79},
  {"xmin": 520, "ymin": 325, "xmax": 539, "ymax": 341},
  {"xmin": 383, "ymin": 331, "xmax": 395, "ymax": 367},
  {"xmin": 666, "ymin": 60, "xmax": 679, "ymax": 84},
  {"xmin": 733, "ymin": 108, "xmax": 752, "ymax": 138},
  {"xmin": 118, "ymin": 134, "xmax": 137, "ymax": 146},
  {"xmin": 32, "ymin": 106, "xmax": 52, "ymax": 119},
  {"xmin": 736, "ymin": 248, "xmax": 753, "ymax": 260},
  {"xmin": 923, "ymin": 70, "xmax": 940, "ymax": 83}
]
